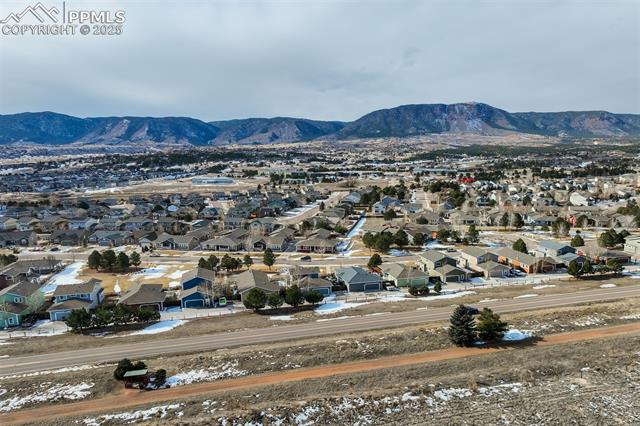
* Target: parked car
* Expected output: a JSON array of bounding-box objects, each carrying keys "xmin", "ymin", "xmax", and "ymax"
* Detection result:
[{"xmin": 300, "ymin": 255, "xmax": 312, "ymax": 262}]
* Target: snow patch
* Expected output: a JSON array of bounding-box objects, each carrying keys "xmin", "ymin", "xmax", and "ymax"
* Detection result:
[
  {"xmin": 0, "ymin": 382, "xmax": 93, "ymax": 412},
  {"xmin": 502, "ymin": 329, "xmax": 532, "ymax": 341},
  {"xmin": 600, "ymin": 283, "xmax": 617, "ymax": 288},
  {"xmin": 127, "ymin": 320, "xmax": 185, "ymax": 336}
]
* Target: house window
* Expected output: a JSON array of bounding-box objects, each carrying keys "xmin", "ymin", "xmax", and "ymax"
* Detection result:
[
  {"xmin": 13, "ymin": 297, "xmax": 21, "ymax": 303},
  {"xmin": 8, "ymin": 317, "xmax": 14, "ymax": 324}
]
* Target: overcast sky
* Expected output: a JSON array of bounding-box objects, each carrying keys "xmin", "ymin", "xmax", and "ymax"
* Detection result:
[{"xmin": 0, "ymin": 0, "xmax": 638, "ymax": 121}]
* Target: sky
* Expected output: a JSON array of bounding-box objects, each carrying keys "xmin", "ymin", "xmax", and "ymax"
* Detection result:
[{"xmin": 0, "ymin": 0, "xmax": 639, "ymax": 122}]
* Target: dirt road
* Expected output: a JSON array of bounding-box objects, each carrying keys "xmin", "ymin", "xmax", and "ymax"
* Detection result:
[{"xmin": 2, "ymin": 322, "xmax": 640, "ymax": 425}]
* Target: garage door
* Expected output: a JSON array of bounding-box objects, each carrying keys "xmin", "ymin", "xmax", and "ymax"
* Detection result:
[{"xmin": 184, "ymin": 299, "xmax": 204, "ymax": 308}]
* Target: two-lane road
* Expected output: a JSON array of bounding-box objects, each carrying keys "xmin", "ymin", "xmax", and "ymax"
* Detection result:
[{"xmin": 1, "ymin": 286, "xmax": 639, "ymax": 376}]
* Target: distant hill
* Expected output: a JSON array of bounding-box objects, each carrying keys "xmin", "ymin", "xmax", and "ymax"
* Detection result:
[
  {"xmin": 333, "ymin": 103, "xmax": 640, "ymax": 139},
  {"xmin": 209, "ymin": 117, "xmax": 346, "ymax": 144},
  {"xmin": 0, "ymin": 103, "xmax": 638, "ymax": 146},
  {"xmin": 0, "ymin": 112, "xmax": 220, "ymax": 146}
]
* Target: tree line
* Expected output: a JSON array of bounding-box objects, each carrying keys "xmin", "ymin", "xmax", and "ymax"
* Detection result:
[
  {"xmin": 88, "ymin": 250, "xmax": 141, "ymax": 271},
  {"xmin": 65, "ymin": 304, "xmax": 160, "ymax": 333}
]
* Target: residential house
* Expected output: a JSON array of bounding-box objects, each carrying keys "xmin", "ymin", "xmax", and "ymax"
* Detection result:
[
  {"xmin": 381, "ymin": 263, "xmax": 429, "ymax": 287},
  {"xmin": 534, "ymin": 240, "xmax": 576, "ymax": 258},
  {"xmin": 0, "ymin": 231, "xmax": 38, "ymax": 248},
  {"xmin": 299, "ymin": 276, "xmax": 333, "ymax": 296},
  {"xmin": 0, "ymin": 280, "xmax": 44, "ymax": 328},
  {"xmin": 623, "ymin": 236, "xmax": 640, "ymax": 256},
  {"xmin": 119, "ymin": 283, "xmax": 166, "ymax": 310},
  {"xmin": 295, "ymin": 237, "xmax": 337, "ymax": 254},
  {"xmin": 235, "ymin": 269, "xmax": 280, "ymax": 301},
  {"xmin": 47, "ymin": 279, "xmax": 104, "ymax": 321},
  {"xmin": 335, "ymin": 267, "xmax": 383, "ymax": 292}
]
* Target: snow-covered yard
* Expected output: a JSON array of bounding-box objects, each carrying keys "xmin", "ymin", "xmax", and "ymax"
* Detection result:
[
  {"xmin": 41, "ymin": 262, "xmax": 84, "ymax": 294},
  {"xmin": 164, "ymin": 361, "xmax": 247, "ymax": 387}
]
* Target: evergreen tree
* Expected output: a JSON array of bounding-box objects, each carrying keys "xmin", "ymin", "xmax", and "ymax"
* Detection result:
[
  {"xmin": 580, "ymin": 259, "xmax": 593, "ymax": 275},
  {"xmin": 267, "ymin": 292, "xmax": 283, "ymax": 309},
  {"xmin": 383, "ymin": 209, "xmax": 397, "ymax": 220},
  {"xmin": 208, "ymin": 255, "xmax": 219, "ymax": 270},
  {"xmin": 113, "ymin": 358, "xmax": 135, "ymax": 380},
  {"xmin": 448, "ymin": 305, "xmax": 477, "ymax": 347},
  {"xmin": 394, "ymin": 230, "xmax": 409, "ymax": 247},
  {"xmin": 570, "ymin": 234, "xmax": 585, "ymax": 247},
  {"xmin": 512, "ymin": 238, "xmax": 528, "ymax": 253},
  {"xmin": 499, "ymin": 213, "xmax": 509, "ymax": 228},
  {"xmin": 116, "ymin": 252, "xmax": 130, "ymax": 270},
  {"xmin": 467, "ymin": 225, "xmax": 480, "ymax": 243},
  {"xmin": 102, "ymin": 250, "xmax": 117, "ymax": 270},
  {"xmin": 567, "ymin": 260, "xmax": 581, "ymax": 278},
  {"xmin": 243, "ymin": 254, "xmax": 254, "ymax": 268},
  {"xmin": 88, "ymin": 250, "xmax": 103, "ymax": 270},
  {"xmin": 263, "ymin": 248, "xmax": 276, "ymax": 270},
  {"xmin": 285, "ymin": 285, "xmax": 304, "ymax": 307},
  {"xmin": 511, "ymin": 213, "xmax": 525, "ymax": 229},
  {"xmin": 198, "ymin": 257, "xmax": 209, "ymax": 269},
  {"xmin": 367, "ymin": 253, "xmax": 383, "ymax": 270},
  {"xmin": 129, "ymin": 251, "xmax": 141, "ymax": 267},
  {"xmin": 476, "ymin": 308, "xmax": 508, "ymax": 342},
  {"xmin": 65, "ymin": 309, "xmax": 92, "ymax": 332},
  {"xmin": 433, "ymin": 281, "xmax": 442, "ymax": 294},
  {"xmin": 92, "ymin": 308, "xmax": 113, "ymax": 328},
  {"xmin": 413, "ymin": 232, "xmax": 427, "ymax": 246},
  {"xmin": 243, "ymin": 288, "xmax": 267, "ymax": 312},
  {"xmin": 304, "ymin": 290, "xmax": 324, "ymax": 305}
]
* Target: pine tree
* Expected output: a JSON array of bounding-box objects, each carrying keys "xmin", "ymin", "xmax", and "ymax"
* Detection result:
[
  {"xmin": 65, "ymin": 309, "xmax": 92, "ymax": 333},
  {"xmin": 87, "ymin": 250, "xmax": 102, "ymax": 270},
  {"xmin": 243, "ymin": 288, "xmax": 267, "ymax": 312},
  {"xmin": 467, "ymin": 225, "xmax": 479, "ymax": 243},
  {"xmin": 243, "ymin": 254, "xmax": 254, "ymax": 268},
  {"xmin": 116, "ymin": 252, "xmax": 130, "ymax": 270},
  {"xmin": 129, "ymin": 251, "xmax": 141, "ymax": 267},
  {"xmin": 567, "ymin": 260, "xmax": 581, "ymax": 278},
  {"xmin": 263, "ymin": 248, "xmax": 276, "ymax": 270},
  {"xmin": 267, "ymin": 292, "xmax": 283, "ymax": 309},
  {"xmin": 304, "ymin": 290, "xmax": 324, "ymax": 305},
  {"xmin": 285, "ymin": 285, "xmax": 304, "ymax": 307},
  {"xmin": 570, "ymin": 234, "xmax": 584, "ymax": 247},
  {"xmin": 448, "ymin": 305, "xmax": 477, "ymax": 347},
  {"xmin": 512, "ymin": 238, "xmax": 528, "ymax": 253},
  {"xmin": 367, "ymin": 253, "xmax": 382, "ymax": 270},
  {"xmin": 476, "ymin": 308, "xmax": 508, "ymax": 342}
]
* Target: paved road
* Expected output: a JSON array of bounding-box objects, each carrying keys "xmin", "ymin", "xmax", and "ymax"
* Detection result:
[{"xmin": 1, "ymin": 286, "xmax": 639, "ymax": 376}]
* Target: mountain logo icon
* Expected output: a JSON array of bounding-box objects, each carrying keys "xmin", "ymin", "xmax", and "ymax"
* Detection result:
[{"xmin": 0, "ymin": 2, "xmax": 60, "ymax": 24}]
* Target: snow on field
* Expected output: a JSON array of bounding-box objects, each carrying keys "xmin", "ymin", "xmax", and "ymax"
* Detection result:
[
  {"xmin": 0, "ymin": 365, "xmax": 112, "ymax": 380},
  {"xmin": 621, "ymin": 313, "xmax": 640, "ymax": 320},
  {"xmin": 0, "ymin": 382, "xmax": 93, "ymax": 412},
  {"xmin": 0, "ymin": 320, "xmax": 68, "ymax": 339},
  {"xmin": 600, "ymin": 283, "xmax": 617, "ymax": 288},
  {"xmin": 425, "ymin": 290, "xmax": 476, "ymax": 300},
  {"xmin": 270, "ymin": 315, "xmax": 295, "ymax": 321},
  {"xmin": 167, "ymin": 269, "xmax": 187, "ymax": 280},
  {"xmin": 41, "ymin": 262, "xmax": 84, "ymax": 294},
  {"xmin": 470, "ymin": 277, "xmax": 486, "ymax": 285},
  {"xmin": 165, "ymin": 361, "xmax": 247, "ymax": 387},
  {"xmin": 134, "ymin": 266, "xmax": 168, "ymax": 280},
  {"xmin": 168, "ymin": 281, "xmax": 181, "ymax": 288},
  {"xmin": 502, "ymin": 329, "xmax": 532, "ymax": 341},
  {"xmin": 514, "ymin": 294, "xmax": 538, "ymax": 299},
  {"xmin": 479, "ymin": 298, "xmax": 502, "ymax": 303},
  {"xmin": 424, "ymin": 241, "xmax": 450, "ymax": 250},
  {"xmin": 533, "ymin": 284, "xmax": 556, "ymax": 290},
  {"xmin": 389, "ymin": 249, "xmax": 410, "ymax": 257},
  {"xmin": 128, "ymin": 320, "xmax": 185, "ymax": 336},
  {"xmin": 315, "ymin": 301, "xmax": 368, "ymax": 315},
  {"xmin": 83, "ymin": 403, "xmax": 183, "ymax": 425}
]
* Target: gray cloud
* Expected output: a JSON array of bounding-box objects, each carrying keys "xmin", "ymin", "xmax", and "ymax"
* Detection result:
[{"xmin": 0, "ymin": 0, "xmax": 638, "ymax": 121}]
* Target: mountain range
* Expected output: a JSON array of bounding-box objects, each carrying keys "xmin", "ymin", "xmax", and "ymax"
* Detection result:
[{"xmin": 1, "ymin": 102, "xmax": 639, "ymax": 146}]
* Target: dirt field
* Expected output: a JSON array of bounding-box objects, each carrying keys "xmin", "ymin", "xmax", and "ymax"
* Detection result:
[
  {"xmin": 3, "ymin": 323, "xmax": 639, "ymax": 425},
  {"xmin": 1, "ymin": 297, "xmax": 639, "ymax": 423}
]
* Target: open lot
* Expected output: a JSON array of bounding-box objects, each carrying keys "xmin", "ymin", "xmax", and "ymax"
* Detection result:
[{"xmin": 0, "ymin": 296, "xmax": 639, "ymax": 424}]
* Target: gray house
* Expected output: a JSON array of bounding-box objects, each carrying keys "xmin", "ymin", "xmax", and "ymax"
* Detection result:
[{"xmin": 335, "ymin": 267, "xmax": 383, "ymax": 292}]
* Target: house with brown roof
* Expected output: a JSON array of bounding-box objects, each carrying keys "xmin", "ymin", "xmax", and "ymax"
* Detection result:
[{"xmin": 119, "ymin": 283, "xmax": 166, "ymax": 310}]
